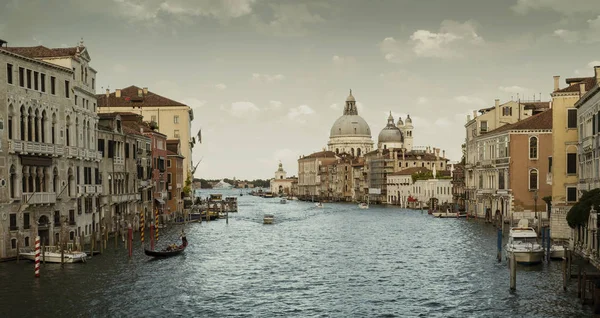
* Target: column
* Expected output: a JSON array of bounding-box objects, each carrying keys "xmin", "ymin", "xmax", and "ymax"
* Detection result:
[{"xmin": 35, "ymin": 114, "xmax": 41, "ymax": 142}]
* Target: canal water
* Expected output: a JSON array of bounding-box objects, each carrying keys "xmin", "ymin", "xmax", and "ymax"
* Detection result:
[{"xmin": 0, "ymin": 190, "xmax": 592, "ymax": 317}]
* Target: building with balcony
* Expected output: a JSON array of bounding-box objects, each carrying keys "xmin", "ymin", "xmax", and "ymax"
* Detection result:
[
  {"xmin": 98, "ymin": 113, "xmax": 150, "ymax": 235},
  {"xmin": 469, "ymin": 109, "xmax": 552, "ymax": 222},
  {"xmin": 143, "ymin": 127, "xmax": 168, "ymax": 218},
  {"xmin": 166, "ymin": 139, "xmax": 184, "ymax": 217},
  {"xmin": 97, "ymin": 86, "xmax": 195, "ymax": 177},
  {"xmin": 464, "ymin": 98, "xmax": 550, "ymax": 219},
  {"xmin": 550, "ymin": 74, "xmax": 597, "ymax": 241},
  {"xmin": 298, "ymin": 150, "xmax": 337, "ymax": 199},
  {"xmin": 0, "ymin": 41, "xmax": 101, "ymax": 260}
]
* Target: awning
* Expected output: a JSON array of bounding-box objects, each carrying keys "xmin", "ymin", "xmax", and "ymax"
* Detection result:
[{"xmin": 155, "ymin": 198, "xmax": 165, "ymax": 205}]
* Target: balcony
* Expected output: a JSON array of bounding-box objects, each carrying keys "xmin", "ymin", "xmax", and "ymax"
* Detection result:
[
  {"xmin": 494, "ymin": 157, "xmax": 510, "ymax": 165},
  {"xmin": 114, "ymin": 157, "xmax": 124, "ymax": 165},
  {"xmin": 67, "ymin": 146, "xmax": 78, "ymax": 158},
  {"xmin": 22, "ymin": 192, "xmax": 56, "ymax": 205},
  {"xmin": 480, "ymin": 159, "xmax": 494, "ymax": 167},
  {"xmin": 96, "ymin": 185, "xmax": 103, "ymax": 193},
  {"xmin": 77, "ymin": 185, "xmax": 85, "ymax": 196},
  {"xmin": 582, "ymin": 137, "xmax": 593, "ymax": 152},
  {"xmin": 8, "ymin": 140, "xmax": 64, "ymax": 156},
  {"xmin": 85, "ymin": 185, "xmax": 95, "ymax": 193}
]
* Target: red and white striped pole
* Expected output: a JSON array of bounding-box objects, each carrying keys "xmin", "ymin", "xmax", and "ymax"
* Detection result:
[{"xmin": 34, "ymin": 236, "xmax": 41, "ymax": 278}]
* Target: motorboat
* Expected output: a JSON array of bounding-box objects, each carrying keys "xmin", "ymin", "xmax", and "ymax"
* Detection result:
[
  {"xmin": 280, "ymin": 199, "xmax": 287, "ymax": 204},
  {"xmin": 263, "ymin": 192, "xmax": 275, "ymax": 198},
  {"xmin": 505, "ymin": 219, "xmax": 544, "ymax": 265},
  {"xmin": 315, "ymin": 202, "xmax": 324, "ymax": 208},
  {"xmin": 358, "ymin": 202, "xmax": 369, "ymax": 209},
  {"xmin": 432, "ymin": 210, "xmax": 466, "ymax": 218},
  {"xmin": 20, "ymin": 246, "xmax": 87, "ymax": 263},
  {"xmin": 549, "ymin": 245, "xmax": 566, "ymax": 260},
  {"xmin": 263, "ymin": 214, "xmax": 274, "ymax": 224}
]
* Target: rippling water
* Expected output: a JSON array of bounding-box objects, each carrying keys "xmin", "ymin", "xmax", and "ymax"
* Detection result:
[{"xmin": 0, "ymin": 191, "xmax": 592, "ymax": 317}]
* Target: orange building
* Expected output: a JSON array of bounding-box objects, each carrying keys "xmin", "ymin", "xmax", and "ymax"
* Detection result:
[
  {"xmin": 166, "ymin": 140, "xmax": 184, "ymax": 216},
  {"xmin": 475, "ymin": 109, "xmax": 552, "ymax": 220}
]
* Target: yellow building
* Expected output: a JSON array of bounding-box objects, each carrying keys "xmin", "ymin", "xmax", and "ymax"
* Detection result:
[
  {"xmin": 97, "ymin": 86, "xmax": 194, "ymax": 175},
  {"xmin": 549, "ymin": 75, "xmax": 596, "ymax": 240}
]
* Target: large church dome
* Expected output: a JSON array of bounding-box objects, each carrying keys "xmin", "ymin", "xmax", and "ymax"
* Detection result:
[
  {"xmin": 378, "ymin": 112, "xmax": 404, "ymax": 149},
  {"xmin": 327, "ymin": 90, "xmax": 374, "ymax": 157},
  {"xmin": 329, "ymin": 90, "xmax": 371, "ymax": 137}
]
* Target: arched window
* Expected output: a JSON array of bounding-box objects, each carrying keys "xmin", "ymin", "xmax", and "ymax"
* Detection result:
[
  {"xmin": 529, "ymin": 169, "xmax": 538, "ymax": 190},
  {"xmin": 357, "ymin": 148, "xmax": 361, "ymax": 157},
  {"xmin": 53, "ymin": 167, "xmax": 59, "ymax": 193},
  {"xmin": 9, "ymin": 165, "xmax": 16, "ymax": 198},
  {"xmin": 351, "ymin": 148, "xmax": 355, "ymax": 156},
  {"xmin": 336, "ymin": 148, "xmax": 339, "ymax": 154},
  {"xmin": 529, "ymin": 136, "xmax": 538, "ymax": 159}
]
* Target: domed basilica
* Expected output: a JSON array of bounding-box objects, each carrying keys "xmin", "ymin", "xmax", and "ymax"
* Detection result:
[{"xmin": 327, "ymin": 90, "xmax": 414, "ymax": 156}]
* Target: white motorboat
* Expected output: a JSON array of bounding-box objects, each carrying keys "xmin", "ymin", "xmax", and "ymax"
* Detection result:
[
  {"xmin": 549, "ymin": 245, "xmax": 566, "ymax": 260},
  {"xmin": 280, "ymin": 199, "xmax": 287, "ymax": 204},
  {"xmin": 263, "ymin": 214, "xmax": 274, "ymax": 224},
  {"xmin": 505, "ymin": 220, "xmax": 544, "ymax": 265},
  {"xmin": 358, "ymin": 202, "xmax": 369, "ymax": 209},
  {"xmin": 432, "ymin": 210, "xmax": 466, "ymax": 218},
  {"xmin": 20, "ymin": 246, "xmax": 87, "ymax": 263},
  {"xmin": 315, "ymin": 202, "xmax": 324, "ymax": 208}
]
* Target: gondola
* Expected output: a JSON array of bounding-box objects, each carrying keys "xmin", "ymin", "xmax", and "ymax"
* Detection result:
[{"xmin": 145, "ymin": 236, "xmax": 188, "ymax": 258}]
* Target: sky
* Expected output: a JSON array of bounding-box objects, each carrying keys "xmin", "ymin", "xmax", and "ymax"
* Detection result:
[{"xmin": 2, "ymin": 0, "xmax": 600, "ymax": 180}]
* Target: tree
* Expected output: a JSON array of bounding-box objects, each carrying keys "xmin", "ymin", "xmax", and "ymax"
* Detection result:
[
  {"xmin": 566, "ymin": 189, "xmax": 600, "ymax": 228},
  {"xmin": 182, "ymin": 172, "xmax": 192, "ymax": 197},
  {"xmin": 461, "ymin": 143, "xmax": 466, "ymax": 165}
]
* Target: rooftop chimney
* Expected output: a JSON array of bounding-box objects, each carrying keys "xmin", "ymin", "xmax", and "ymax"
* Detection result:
[
  {"xmin": 495, "ymin": 99, "xmax": 500, "ymax": 108},
  {"xmin": 595, "ymin": 66, "xmax": 600, "ymax": 85},
  {"xmin": 579, "ymin": 82, "xmax": 586, "ymax": 97},
  {"xmin": 472, "ymin": 110, "xmax": 477, "ymax": 118},
  {"xmin": 553, "ymin": 76, "xmax": 560, "ymax": 91},
  {"xmin": 467, "ymin": 115, "xmax": 471, "ymax": 122},
  {"xmin": 442, "ymin": 150, "xmax": 445, "ymax": 158},
  {"xmin": 143, "ymin": 87, "xmax": 148, "ymax": 95},
  {"xmin": 116, "ymin": 89, "xmax": 121, "ymax": 98},
  {"xmin": 435, "ymin": 148, "xmax": 440, "ymax": 160},
  {"xmin": 105, "ymin": 88, "xmax": 109, "ymax": 98},
  {"xmin": 137, "ymin": 88, "xmax": 143, "ymax": 97}
]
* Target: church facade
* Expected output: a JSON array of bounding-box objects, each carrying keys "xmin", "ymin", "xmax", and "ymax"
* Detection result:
[{"xmin": 270, "ymin": 162, "xmax": 297, "ymax": 195}]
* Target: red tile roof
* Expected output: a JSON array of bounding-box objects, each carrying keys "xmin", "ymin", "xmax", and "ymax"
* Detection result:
[
  {"xmin": 302, "ymin": 150, "xmax": 337, "ymax": 159},
  {"xmin": 487, "ymin": 109, "xmax": 552, "ymax": 134},
  {"xmin": 555, "ymin": 77, "xmax": 596, "ymax": 93},
  {"xmin": 390, "ymin": 167, "xmax": 430, "ymax": 176},
  {"xmin": 97, "ymin": 86, "xmax": 186, "ymax": 108},
  {"xmin": 0, "ymin": 45, "xmax": 81, "ymax": 58}
]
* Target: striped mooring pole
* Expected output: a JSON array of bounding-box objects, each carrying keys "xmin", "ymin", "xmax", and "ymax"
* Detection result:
[
  {"xmin": 34, "ymin": 236, "xmax": 41, "ymax": 278},
  {"xmin": 140, "ymin": 210, "xmax": 144, "ymax": 243},
  {"xmin": 155, "ymin": 209, "xmax": 159, "ymax": 242}
]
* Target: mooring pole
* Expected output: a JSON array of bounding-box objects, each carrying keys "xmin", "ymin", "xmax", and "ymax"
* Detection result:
[
  {"xmin": 510, "ymin": 253, "xmax": 516, "ymax": 291},
  {"xmin": 546, "ymin": 228, "xmax": 551, "ymax": 263},
  {"xmin": 497, "ymin": 228, "xmax": 502, "ymax": 263}
]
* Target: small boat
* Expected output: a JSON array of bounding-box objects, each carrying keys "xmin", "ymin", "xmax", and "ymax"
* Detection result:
[
  {"xmin": 263, "ymin": 192, "xmax": 275, "ymax": 198},
  {"xmin": 315, "ymin": 202, "xmax": 324, "ymax": 208},
  {"xmin": 358, "ymin": 202, "xmax": 369, "ymax": 209},
  {"xmin": 549, "ymin": 245, "xmax": 566, "ymax": 260},
  {"xmin": 505, "ymin": 220, "xmax": 544, "ymax": 265},
  {"xmin": 145, "ymin": 235, "xmax": 188, "ymax": 258},
  {"xmin": 20, "ymin": 247, "xmax": 87, "ymax": 263},
  {"xmin": 264, "ymin": 214, "xmax": 274, "ymax": 224},
  {"xmin": 280, "ymin": 199, "xmax": 287, "ymax": 204},
  {"xmin": 432, "ymin": 210, "xmax": 467, "ymax": 218}
]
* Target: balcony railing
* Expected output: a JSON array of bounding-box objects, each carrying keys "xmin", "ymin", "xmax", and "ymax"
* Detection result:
[
  {"xmin": 582, "ymin": 137, "xmax": 593, "ymax": 151},
  {"xmin": 494, "ymin": 157, "xmax": 510, "ymax": 165},
  {"xmin": 67, "ymin": 146, "xmax": 78, "ymax": 158},
  {"xmin": 77, "ymin": 185, "xmax": 85, "ymax": 196},
  {"xmin": 8, "ymin": 140, "xmax": 65, "ymax": 156},
  {"xmin": 86, "ymin": 185, "xmax": 95, "ymax": 193},
  {"xmin": 22, "ymin": 192, "xmax": 57, "ymax": 205},
  {"xmin": 96, "ymin": 185, "xmax": 103, "ymax": 193},
  {"xmin": 114, "ymin": 157, "xmax": 124, "ymax": 165}
]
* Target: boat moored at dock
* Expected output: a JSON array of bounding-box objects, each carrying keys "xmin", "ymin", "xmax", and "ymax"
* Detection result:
[{"xmin": 505, "ymin": 220, "xmax": 544, "ymax": 265}]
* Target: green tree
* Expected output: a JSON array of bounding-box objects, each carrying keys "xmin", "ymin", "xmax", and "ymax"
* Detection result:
[{"xmin": 566, "ymin": 189, "xmax": 600, "ymax": 228}]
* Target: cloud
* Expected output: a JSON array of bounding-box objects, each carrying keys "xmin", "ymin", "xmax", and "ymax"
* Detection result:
[
  {"xmin": 553, "ymin": 15, "xmax": 600, "ymax": 43},
  {"xmin": 222, "ymin": 101, "xmax": 260, "ymax": 118},
  {"xmin": 330, "ymin": 103, "xmax": 340, "ymax": 109},
  {"xmin": 417, "ymin": 97, "xmax": 428, "ymax": 104},
  {"xmin": 454, "ymin": 95, "xmax": 486, "ymax": 106},
  {"xmin": 287, "ymin": 104, "xmax": 315, "ymax": 123},
  {"xmin": 574, "ymin": 60, "xmax": 600, "ymax": 75},
  {"xmin": 499, "ymin": 85, "xmax": 527, "ymax": 93},
  {"xmin": 433, "ymin": 118, "xmax": 453, "ymax": 127},
  {"xmin": 268, "ymin": 100, "xmax": 282, "ymax": 110},
  {"xmin": 380, "ymin": 20, "xmax": 484, "ymax": 63},
  {"xmin": 112, "ymin": 0, "xmax": 257, "ymax": 23},
  {"xmin": 511, "ymin": 0, "xmax": 600, "ymax": 16},
  {"xmin": 215, "ymin": 83, "xmax": 227, "ymax": 90},
  {"xmin": 332, "ymin": 55, "xmax": 357, "ymax": 66},
  {"xmin": 252, "ymin": 3, "xmax": 326, "ymax": 36},
  {"xmin": 252, "ymin": 73, "xmax": 285, "ymax": 83}
]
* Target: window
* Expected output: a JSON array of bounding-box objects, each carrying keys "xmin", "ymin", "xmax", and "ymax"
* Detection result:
[
  {"xmin": 499, "ymin": 171, "xmax": 505, "ymax": 189},
  {"xmin": 34, "ymin": 71, "xmax": 38, "ymax": 90},
  {"xmin": 174, "ymin": 115, "xmax": 179, "ymax": 124},
  {"xmin": 478, "ymin": 174, "xmax": 483, "ymax": 188},
  {"xmin": 75, "ymin": 96, "xmax": 78, "ymax": 105},
  {"xmin": 594, "ymin": 115, "xmax": 597, "ymax": 135},
  {"xmin": 50, "ymin": 76, "xmax": 56, "ymax": 94},
  {"xmin": 125, "ymin": 142, "xmax": 130, "ymax": 158},
  {"xmin": 92, "ymin": 78, "xmax": 95, "ymax": 89},
  {"xmin": 567, "ymin": 153, "xmax": 577, "ymax": 174},
  {"xmin": 23, "ymin": 213, "xmax": 30, "ymax": 229},
  {"xmin": 168, "ymin": 192, "xmax": 172, "ymax": 200},
  {"xmin": 567, "ymin": 187, "xmax": 577, "ymax": 202},
  {"xmin": 69, "ymin": 209, "xmax": 75, "ymax": 225},
  {"xmin": 167, "ymin": 173, "xmax": 172, "ymax": 184},
  {"xmin": 40, "ymin": 73, "xmax": 46, "ymax": 92},
  {"xmin": 26, "ymin": 69, "xmax": 31, "ymax": 88},
  {"xmin": 529, "ymin": 169, "xmax": 538, "ymax": 190},
  {"xmin": 529, "ymin": 136, "xmax": 538, "ymax": 159},
  {"xmin": 480, "ymin": 121, "xmax": 488, "ymax": 133},
  {"xmin": 567, "ymin": 109, "xmax": 577, "ymax": 129},
  {"xmin": 6, "ymin": 63, "xmax": 12, "ymax": 84},
  {"xmin": 174, "ymin": 130, "xmax": 180, "ymax": 138},
  {"xmin": 9, "ymin": 213, "xmax": 17, "ymax": 231},
  {"xmin": 18, "ymin": 67, "xmax": 24, "ymax": 87},
  {"xmin": 65, "ymin": 80, "xmax": 70, "ymax": 98},
  {"xmin": 548, "ymin": 156, "xmax": 552, "ymax": 173},
  {"xmin": 167, "ymin": 159, "xmax": 172, "ymax": 168},
  {"xmin": 503, "ymin": 106, "xmax": 512, "ymax": 116}
]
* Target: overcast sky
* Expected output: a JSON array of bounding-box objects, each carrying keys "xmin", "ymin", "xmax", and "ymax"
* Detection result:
[{"xmin": 2, "ymin": 0, "xmax": 600, "ymax": 180}]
